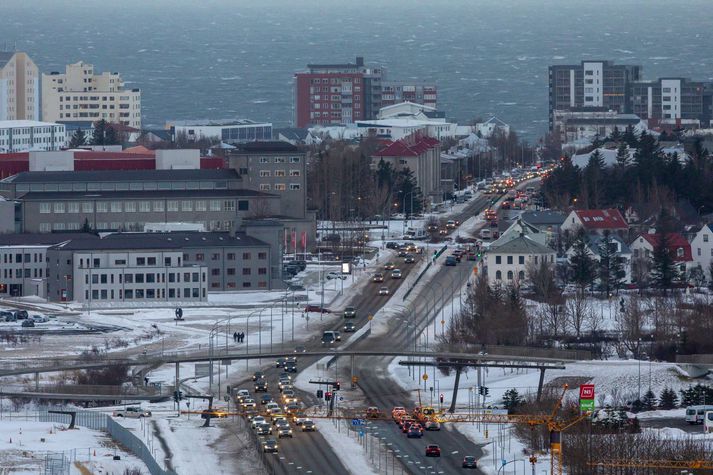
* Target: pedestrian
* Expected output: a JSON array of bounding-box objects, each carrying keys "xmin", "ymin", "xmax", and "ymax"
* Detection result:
[
  {"xmin": 144, "ymin": 376, "xmax": 149, "ymax": 386},
  {"xmin": 241, "ymin": 332, "xmax": 245, "ymax": 343},
  {"xmin": 233, "ymin": 331, "xmax": 238, "ymax": 342}
]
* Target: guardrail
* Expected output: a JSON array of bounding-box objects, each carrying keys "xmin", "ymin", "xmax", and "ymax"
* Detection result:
[
  {"xmin": 437, "ymin": 343, "xmax": 592, "ymax": 361},
  {"xmin": 676, "ymin": 354, "xmax": 713, "ymax": 365}
]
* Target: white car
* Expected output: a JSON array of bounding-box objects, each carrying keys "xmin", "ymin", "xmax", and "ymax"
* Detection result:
[
  {"xmin": 113, "ymin": 407, "xmax": 151, "ymax": 418},
  {"xmin": 326, "ymin": 271, "xmax": 347, "ymax": 280},
  {"xmin": 241, "ymin": 398, "xmax": 256, "ymax": 409},
  {"xmin": 251, "ymin": 416, "xmax": 267, "ymax": 429}
]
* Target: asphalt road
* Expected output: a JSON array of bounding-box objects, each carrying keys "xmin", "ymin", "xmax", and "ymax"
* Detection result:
[{"xmin": 641, "ymin": 417, "xmax": 706, "ymax": 434}]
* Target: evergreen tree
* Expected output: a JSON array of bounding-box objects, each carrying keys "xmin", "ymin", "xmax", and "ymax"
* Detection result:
[
  {"xmin": 641, "ymin": 389, "xmax": 657, "ymax": 411},
  {"xmin": 569, "ymin": 229, "xmax": 596, "ymax": 291},
  {"xmin": 81, "ymin": 218, "xmax": 92, "ymax": 233},
  {"xmin": 584, "ymin": 149, "xmax": 606, "ymax": 208},
  {"xmin": 608, "ymin": 126, "xmax": 621, "ymax": 143},
  {"xmin": 658, "ymin": 387, "xmax": 679, "ymax": 410},
  {"xmin": 650, "ymin": 210, "xmax": 679, "ymax": 290},
  {"xmin": 591, "ymin": 133, "xmax": 602, "ymax": 149},
  {"xmin": 394, "ymin": 168, "xmax": 423, "ymax": 217},
  {"xmin": 709, "ymin": 261, "xmax": 713, "ymax": 290},
  {"xmin": 92, "ymin": 119, "xmax": 120, "ymax": 145},
  {"xmin": 680, "ymin": 384, "xmax": 713, "ymax": 407},
  {"xmin": 68, "ymin": 128, "xmax": 86, "ymax": 148},
  {"xmin": 622, "ymin": 125, "xmax": 639, "ymax": 148},
  {"xmin": 598, "ymin": 231, "xmax": 625, "ymax": 294},
  {"xmin": 615, "ymin": 142, "xmax": 629, "ymax": 168},
  {"xmin": 502, "ymin": 388, "xmax": 524, "ymax": 412}
]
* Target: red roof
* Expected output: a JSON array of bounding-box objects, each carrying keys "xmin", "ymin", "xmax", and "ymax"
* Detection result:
[
  {"xmin": 374, "ymin": 135, "xmax": 440, "ymax": 158},
  {"xmin": 575, "ymin": 209, "xmax": 628, "ymax": 230},
  {"xmin": 638, "ymin": 233, "xmax": 693, "ymax": 262}
]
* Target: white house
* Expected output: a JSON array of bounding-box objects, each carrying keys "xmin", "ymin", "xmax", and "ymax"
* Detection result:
[
  {"xmin": 476, "ymin": 117, "xmax": 510, "ymax": 138},
  {"xmin": 483, "ymin": 235, "xmax": 556, "ymax": 287},
  {"xmin": 690, "ymin": 224, "xmax": 713, "ymax": 277},
  {"xmin": 565, "ymin": 233, "xmax": 633, "ymax": 283},
  {"xmin": 492, "ymin": 218, "xmax": 547, "ymax": 248},
  {"xmin": 629, "ymin": 232, "xmax": 694, "ymax": 276}
]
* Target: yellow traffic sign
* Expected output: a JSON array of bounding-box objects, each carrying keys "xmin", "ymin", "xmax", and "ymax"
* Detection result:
[
  {"xmin": 368, "ymin": 314, "xmax": 373, "ymax": 320},
  {"xmin": 352, "ymin": 376, "xmax": 358, "ymax": 383},
  {"xmin": 440, "ymin": 320, "xmax": 445, "ymax": 325},
  {"xmin": 422, "ymin": 373, "xmax": 429, "ymax": 381}
]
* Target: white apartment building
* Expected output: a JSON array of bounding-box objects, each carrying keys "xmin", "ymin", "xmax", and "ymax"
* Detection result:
[
  {"xmin": 483, "ymin": 235, "xmax": 556, "ymax": 287},
  {"xmin": 42, "ymin": 61, "xmax": 141, "ymax": 129},
  {"xmin": 0, "ymin": 120, "xmax": 66, "ymax": 152},
  {"xmin": 0, "ymin": 51, "xmax": 40, "ymax": 121}
]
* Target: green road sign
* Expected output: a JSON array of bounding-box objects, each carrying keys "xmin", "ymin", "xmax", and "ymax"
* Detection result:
[{"xmin": 579, "ymin": 399, "xmax": 594, "ymax": 412}]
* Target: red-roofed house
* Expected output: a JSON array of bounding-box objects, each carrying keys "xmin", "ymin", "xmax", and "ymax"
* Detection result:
[
  {"xmin": 561, "ymin": 208, "xmax": 629, "ymax": 236},
  {"xmin": 629, "ymin": 232, "xmax": 694, "ymax": 274},
  {"xmin": 371, "ymin": 133, "xmax": 441, "ymax": 204}
]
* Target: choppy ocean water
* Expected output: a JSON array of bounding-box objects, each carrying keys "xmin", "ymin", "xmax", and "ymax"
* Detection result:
[{"xmin": 4, "ymin": 0, "xmax": 713, "ymax": 141}]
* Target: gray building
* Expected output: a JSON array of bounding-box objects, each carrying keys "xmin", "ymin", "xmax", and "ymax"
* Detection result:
[
  {"xmin": 549, "ymin": 61, "xmax": 641, "ymax": 131},
  {"xmin": 45, "ymin": 229, "xmax": 278, "ymax": 304},
  {"xmin": 631, "ymin": 78, "xmax": 713, "ymax": 127}
]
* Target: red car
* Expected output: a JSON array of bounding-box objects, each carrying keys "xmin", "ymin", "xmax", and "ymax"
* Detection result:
[
  {"xmin": 425, "ymin": 444, "xmax": 441, "ymax": 457},
  {"xmin": 304, "ymin": 305, "xmax": 330, "ymax": 313}
]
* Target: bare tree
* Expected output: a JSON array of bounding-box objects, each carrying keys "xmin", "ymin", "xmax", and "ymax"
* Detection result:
[
  {"xmin": 566, "ymin": 291, "xmax": 593, "ymax": 338},
  {"xmin": 525, "ymin": 260, "xmax": 558, "ymax": 301},
  {"xmin": 616, "ymin": 295, "xmax": 647, "ymax": 358}
]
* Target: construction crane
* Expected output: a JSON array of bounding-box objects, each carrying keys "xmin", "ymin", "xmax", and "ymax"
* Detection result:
[{"xmin": 589, "ymin": 459, "xmax": 713, "ymax": 470}]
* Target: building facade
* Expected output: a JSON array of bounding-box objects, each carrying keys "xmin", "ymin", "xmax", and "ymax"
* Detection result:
[
  {"xmin": 42, "ymin": 61, "xmax": 141, "ymax": 129},
  {"xmin": 381, "ymin": 81, "xmax": 437, "ymax": 109},
  {"xmin": 630, "ymin": 78, "xmax": 713, "ymax": 128},
  {"xmin": 690, "ymin": 224, "xmax": 713, "ymax": 276},
  {"xmin": 549, "ymin": 61, "xmax": 641, "ymax": 131},
  {"xmin": 0, "ymin": 51, "xmax": 39, "ymax": 122},
  {"xmin": 167, "ymin": 119, "xmax": 273, "ymax": 144},
  {"xmin": 0, "ymin": 120, "xmax": 66, "ymax": 152},
  {"xmin": 483, "ymin": 235, "xmax": 556, "ymax": 287}
]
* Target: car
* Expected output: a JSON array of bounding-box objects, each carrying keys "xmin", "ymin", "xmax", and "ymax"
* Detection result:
[
  {"xmin": 378, "ymin": 287, "xmax": 389, "ymax": 296},
  {"xmin": 392, "ymin": 407, "xmax": 406, "ymax": 420},
  {"xmin": 334, "ymin": 331, "xmax": 341, "ymax": 341},
  {"xmin": 113, "ymin": 407, "xmax": 151, "ymax": 418},
  {"xmin": 14, "ymin": 310, "xmax": 28, "ymax": 320},
  {"xmin": 446, "ymin": 220, "xmax": 456, "ymax": 229},
  {"xmin": 252, "ymin": 372, "xmax": 264, "ymax": 381},
  {"xmin": 425, "ymin": 444, "xmax": 441, "ymax": 457},
  {"xmin": 281, "ymin": 389, "xmax": 295, "ymax": 399},
  {"xmin": 326, "ymin": 271, "xmax": 347, "ymax": 280},
  {"xmin": 293, "ymin": 413, "xmax": 309, "ymax": 425},
  {"xmin": 302, "ymin": 420, "xmax": 316, "ymax": 432},
  {"xmin": 278, "ymin": 379, "xmax": 291, "ymax": 390},
  {"xmin": 404, "ymin": 254, "xmax": 415, "ymax": 263},
  {"xmin": 265, "ymin": 403, "xmax": 280, "ymax": 413},
  {"xmin": 278, "ymin": 427, "xmax": 293, "ymax": 438},
  {"xmin": 284, "ymin": 402, "xmax": 301, "ymax": 414},
  {"xmin": 275, "ymin": 357, "xmax": 287, "ymax": 368},
  {"xmin": 304, "ymin": 305, "xmax": 330, "ymax": 314},
  {"xmin": 274, "ymin": 419, "xmax": 290, "ymax": 430},
  {"xmin": 271, "ymin": 413, "xmax": 288, "ymax": 425},
  {"xmin": 385, "ymin": 242, "xmax": 400, "ymax": 250},
  {"xmin": 284, "ymin": 361, "xmax": 297, "ymax": 373},
  {"xmin": 0, "ymin": 311, "xmax": 16, "ymax": 322},
  {"xmin": 343, "ymin": 306, "xmax": 357, "ymax": 318},
  {"xmin": 407, "ymin": 425, "xmax": 424, "ymax": 438},
  {"xmin": 384, "ymin": 262, "xmax": 395, "ymax": 270},
  {"xmin": 400, "ymin": 418, "xmax": 415, "ymax": 432},
  {"xmin": 263, "ymin": 439, "xmax": 279, "ymax": 453},
  {"xmin": 278, "ymin": 372, "xmax": 291, "ymax": 381},
  {"xmin": 343, "ymin": 322, "xmax": 356, "ymax": 332},
  {"xmin": 251, "ymin": 416, "xmax": 267, "ymax": 428},
  {"xmin": 451, "ymin": 253, "xmax": 461, "ymax": 263},
  {"xmin": 21, "ymin": 319, "xmax": 35, "ymax": 327},
  {"xmin": 256, "ymin": 423, "xmax": 272, "ymax": 436},
  {"xmin": 321, "ymin": 330, "xmax": 338, "ymax": 346},
  {"xmin": 366, "ymin": 407, "xmax": 381, "ymax": 418},
  {"xmin": 444, "ymin": 256, "xmax": 457, "ymax": 266},
  {"xmin": 31, "ymin": 314, "xmax": 48, "ymax": 323},
  {"xmin": 241, "ymin": 398, "xmax": 256, "ymax": 409},
  {"xmin": 438, "ymin": 228, "xmax": 448, "ymax": 235},
  {"xmin": 462, "ymin": 456, "xmax": 478, "ymax": 468},
  {"xmin": 235, "ymin": 389, "xmax": 251, "ymax": 402},
  {"xmin": 255, "ymin": 381, "xmax": 268, "ymax": 392},
  {"xmin": 294, "ymin": 345, "xmax": 306, "ymax": 353},
  {"xmin": 201, "ymin": 409, "xmax": 228, "ymax": 419},
  {"xmin": 391, "ymin": 269, "xmax": 402, "ymax": 279},
  {"xmin": 397, "ymin": 249, "xmax": 408, "ymax": 257},
  {"xmin": 372, "ymin": 273, "xmax": 384, "ymax": 283},
  {"xmin": 424, "ymin": 420, "xmax": 441, "ymax": 431},
  {"xmin": 244, "ymin": 408, "xmax": 259, "ymax": 420}
]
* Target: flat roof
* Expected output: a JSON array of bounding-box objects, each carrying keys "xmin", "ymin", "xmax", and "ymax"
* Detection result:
[
  {"xmin": 0, "ymin": 120, "xmax": 64, "ymax": 128},
  {"xmin": 169, "ymin": 119, "xmax": 272, "ymax": 127},
  {"xmin": 5, "ymin": 169, "xmax": 239, "ymax": 184},
  {"xmin": 0, "ymin": 232, "xmax": 98, "ymax": 246},
  {"xmin": 232, "ymin": 141, "xmax": 301, "ymax": 153},
  {"xmin": 53, "ymin": 231, "xmax": 269, "ymax": 251},
  {"xmin": 18, "ymin": 189, "xmax": 277, "ymax": 200}
]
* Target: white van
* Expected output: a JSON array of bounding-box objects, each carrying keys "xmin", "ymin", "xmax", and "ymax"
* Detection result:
[
  {"xmin": 479, "ymin": 228, "xmax": 492, "ymax": 240},
  {"xmin": 685, "ymin": 405, "xmax": 713, "ymax": 424},
  {"xmin": 705, "ymin": 411, "xmax": 713, "ymax": 433}
]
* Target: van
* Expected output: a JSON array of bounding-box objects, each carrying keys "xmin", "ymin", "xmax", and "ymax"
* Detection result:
[
  {"xmin": 705, "ymin": 411, "xmax": 713, "ymax": 433},
  {"xmin": 479, "ymin": 229, "xmax": 492, "ymax": 240},
  {"xmin": 685, "ymin": 405, "xmax": 713, "ymax": 424}
]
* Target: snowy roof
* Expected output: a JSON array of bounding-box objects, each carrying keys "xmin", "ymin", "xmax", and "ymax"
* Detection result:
[
  {"xmin": 482, "ymin": 116, "xmax": 509, "ymax": 127},
  {"xmin": 585, "ymin": 233, "xmax": 632, "ymax": 255},
  {"xmin": 573, "ymin": 209, "xmax": 628, "ymax": 230},
  {"xmin": 634, "ymin": 233, "xmax": 693, "ymax": 262},
  {"xmin": 521, "ymin": 210, "xmax": 567, "ymax": 226},
  {"xmin": 378, "ymin": 101, "xmax": 437, "ymax": 114},
  {"xmin": 488, "ymin": 235, "xmax": 553, "ymax": 254},
  {"xmin": 0, "ymin": 120, "xmax": 64, "ymax": 128},
  {"xmin": 357, "ymin": 118, "xmax": 451, "ymax": 128},
  {"xmin": 374, "ymin": 136, "xmax": 439, "ymax": 157},
  {"xmin": 571, "ymin": 147, "xmax": 634, "ymax": 168}
]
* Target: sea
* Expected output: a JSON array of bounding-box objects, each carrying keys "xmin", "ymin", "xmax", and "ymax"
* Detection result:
[{"xmin": 4, "ymin": 0, "xmax": 713, "ymax": 141}]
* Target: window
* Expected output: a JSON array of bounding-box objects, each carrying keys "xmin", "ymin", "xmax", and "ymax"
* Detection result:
[
  {"xmin": 53, "ymin": 202, "xmax": 65, "ymax": 213},
  {"xmin": 124, "ymin": 273, "xmax": 133, "ymax": 283},
  {"xmin": 274, "ymin": 157, "xmax": 286, "ymax": 163},
  {"xmin": 139, "ymin": 201, "xmax": 151, "ymax": 212},
  {"xmin": 242, "ymin": 282, "xmax": 252, "ymax": 288},
  {"xmin": 290, "ymin": 156, "xmax": 301, "ymax": 163},
  {"xmin": 275, "ymin": 184, "xmax": 286, "ymax": 191},
  {"xmin": 181, "ymin": 200, "xmax": 192, "ymax": 211},
  {"xmin": 507, "ymin": 271, "xmax": 514, "ymax": 280},
  {"xmin": 96, "ymin": 202, "xmax": 108, "ymax": 213},
  {"xmin": 495, "ymin": 270, "xmax": 502, "ymax": 280},
  {"xmin": 704, "ymin": 234, "xmax": 709, "ymax": 243},
  {"xmin": 495, "ymin": 256, "xmax": 501, "ymax": 264},
  {"xmin": 677, "ymin": 247, "xmax": 684, "ymax": 257},
  {"xmin": 111, "ymin": 202, "xmax": 122, "ymax": 212},
  {"xmin": 242, "ymin": 268, "xmax": 251, "ymax": 275},
  {"xmin": 137, "ymin": 257, "xmax": 146, "ymax": 266},
  {"xmin": 40, "ymin": 203, "xmax": 51, "ymax": 213},
  {"xmin": 68, "ymin": 202, "xmax": 79, "ymax": 213},
  {"xmin": 289, "ymin": 184, "xmax": 301, "ymax": 190},
  {"xmin": 153, "ymin": 201, "xmax": 164, "ymax": 212},
  {"xmin": 258, "ymin": 252, "xmax": 267, "ymax": 259},
  {"xmin": 192, "ymin": 272, "xmax": 199, "ymax": 282},
  {"xmin": 274, "ymin": 170, "xmax": 286, "ymax": 177},
  {"xmin": 124, "ymin": 201, "xmax": 136, "ymax": 212},
  {"xmin": 507, "ymin": 256, "xmax": 513, "ymax": 265},
  {"xmin": 227, "ymin": 268, "xmax": 236, "ymax": 275},
  {"xmin": 289, "ymin": 170, "xmax": 301, "ymax": 177},
  {"xmin": 260, "ymin": 170, "xmax": 271, "ymax": 177},
  {"xmin": 227, "ymin": 253, "xmax": 236, "ymax": 260},
  {"xmin": 242, "ymin": 252, "xmax": 251, "ymax": 260},
  {"xmin": 223, "ymin": 200, "xmax": 235, "ymax": 211},
  {"xmin": 167, "ymin": 201, "xmax": 179, "ymax": 211},
  {"xmin": 195, "ymin": 253, "xmax": 204, "ymax": 261},
  {"xmin": 259, "ymin": 157, "xmax": 270, "ymax": 164},
  {"xmin": 238, "ymin": 200, "xmax": 249, "ymax": 211},
  {"xmin": 258, "ymin": 268, "xmax": 267, "ymax": 275},
  {"xmin": 135, "ymin": 273, "xmax": 145, "ymax": 283},
  {"xmin": 195, "ymin": 201, "xmax": 207, "ymax": 211},
  {"xmin": 518, "ymin": 271, "xmax": 525, "ymax": 281},
  {"xmin": 260, "ymin": 184, "xmax": 271, "ymax": 191},
  {"xmin": 210, "ymin": 200, "xmax": 221, "ymax": 211},
  {"xmin": 518, "ymin": 256, "xmax": 525, "ymax": 265}
]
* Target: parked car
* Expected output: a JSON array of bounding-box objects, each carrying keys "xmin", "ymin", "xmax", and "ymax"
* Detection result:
[
  {"xmin": 113, "ymin": 407, "xmax": 152, "ymax": 418},
  {"xmin": 304, "ymin": 305, "xmax": 330, "ymax": 313},
  {"xmin": 0, "ymin": 311, "xmax": 15, "ymax": 322},
  {"xmin": 14, "ymin": 310, "xmax": 28, "ymax": 320},
  {"xmin": 21, "ymin": 319, "xmax": 35, "ymax": 328},
  {"xmin": 31, "ymin": 315, "xmax": 48, "ymax": 323},
  {"xmin": 326, "ymin": 271, "xmax": 347, "ymax": 280}
]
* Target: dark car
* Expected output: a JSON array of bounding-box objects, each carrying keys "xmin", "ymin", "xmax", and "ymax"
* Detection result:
[
  {"xmin": 252, "ymin": 371, "xmax": 264, "ymax": 381},
  {"xmin": 407, "ymin": 425, "xmax": 423, "ymax": 438},
  {"xmin": 302, "ymin": 420, "xmax": 316, "ymax": 432},
  {"xmin": 462, "ymin": 456, "xmax": 478, "ymax": 468},
  {"xmin": 444, "ymin": 256, "xmax": 457, "ymax": 266},
  {"xmin": 262, "ymin": 439, "xmax": 279, "ymax": 453},
  {"xmin": 21, "ymin": 319, "xmax": 35, "ymax": 328},
  {"xmin": 284, "ymin": 361, "xmax": 297, "ymax": 373},
  {"xmin": 275, "ymin": 357, "xmax": 287, "ymax": 368},
  {"xmin": 385, "ymin": 242, "xmax": 400, "ymax": 250},
  {"xmin": 255, "ymin": 380, "xmax": 268, "ymax": 392},
  {"xmin": 343, "ymin": 306, "xmax": 357, "ymax": 318},
  {"xmin": 293, "ymin": 345, "xmax": 306, "ymax": 353},
  {"xmin": 14, "ymin": 310, "xmax": 28, "ymax": 320},
  {"xmin": 404, "ymin": 254, "xmax": 416, "ymax": 263},
  {"xmin": 425, "ymin": 444, "xmax": 441, "ymax": 457},
  {"xmin": 260, "ymin": 394, "xmax": 273, "ymax": 405},
  {"xmin": 343, "ymin": 322, "xmax": 356, "ymax": 332},
  {"xmin": 304, "ymin": 305, "xmax": 330, "ymax": 313}
]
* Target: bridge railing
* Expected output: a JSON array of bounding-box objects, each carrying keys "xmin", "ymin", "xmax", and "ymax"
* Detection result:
[{"xmin": 436, "ymin": 343, "xmax": 592, "ymax": 361}]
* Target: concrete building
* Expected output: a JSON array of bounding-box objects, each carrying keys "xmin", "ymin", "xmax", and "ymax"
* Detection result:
[
  {"xmin": 0, "ymin": 51, "xmax": 39, "ymax": 121},
  {"xmin": 0, "ymin": 120, "xmax": 66, "ymax": 152},
  {"xmin": 551, "ymin": 109, "xmax": 642, "ymax": 144},
  {"xmin": 42, "ymin": 61, "xmax": 141, "ymax": 129},
  {"xmin": 167, "ymin": 119, "xmax": 272, "ymax": 144},
  {"xmin": 381, "ymin": 82, "xmax": 437, "ymax": 109},
  {"xmin": 483, "ymin": 235, "xmax": 556, "ymax": 287},
  {"xmin": 356, "ymin": 118, "xmax": 458, "ymax": 141},
  {"xmin": 690, "ymin": 224, "xmax": 713, "ymax": 277},
  {"xmin": 631, "ymin": 78, "xmax": 713, "ymax": 128},
  {"xmin": 372, "ymin": 134, "xmax": 442, "ymax": 205},
  {"xmin": 549, "ymin": 61, "xmax": 641, "ymax": 131}
]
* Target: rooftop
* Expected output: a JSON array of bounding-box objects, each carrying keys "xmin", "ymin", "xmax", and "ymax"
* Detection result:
[
  {"xmin": 521, "ymin": 210, "xmax": 567, "ymax": 226},
  {"xmin": 0, "ymin": 232, "xmax": 98, "ymax": 247},
  {"xmin": 0, "ymin": 120, "xmax": 64, "ymax": 128},
  {"xmin": 488, "ymin": 235, "xmax": 554, "ymax": 254},
  {"xmin": 635, "ymin": 233, "xmax": 693, "ymax": 262},
  {"xmin": 4, "ymin": 168, "xmax": 239, "ymax": 184},
  {"xmin": 18, "ymin": 189, "xmax": 276, "ymax": 200},
  {"xmin": 168, "ymin": 119, "xmax": 271, "ymax": 127},
  {"xmin": 232, "ymin": 141, "xmax": 301, "ymax": 153},
  {"xmin": 573, "ymin": 209, "xmax": 628, "ymax": 230},
  {"xmin": 373, "ymin": 135, "xmax": 440, "ymax": 158},
  {"xmin": 52, "ymin": 231, "xmax": 269, "ymax": 251}
]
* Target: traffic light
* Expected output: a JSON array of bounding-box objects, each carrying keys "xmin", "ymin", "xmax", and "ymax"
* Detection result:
[
  {"xmin": 439, "ymin": 394, "xmax": 444, "ymax": 404},
  {"xmin": 334, "ymin": 381, "xmax": 341, "ymax": 391},
  {"xmin": 173, "ymin": 390, "xmax": 183, "ymax": 402},
  {"xmin": 483, "ymin": 387, "xmax": 490, "ymax": 397},
  {"xmin": 325, "ymin": 391, "xmax": 332, "ymax": 401},
  {"xmin": 317, "ymin": 389, "xmax": 323, "ymax": 398}
]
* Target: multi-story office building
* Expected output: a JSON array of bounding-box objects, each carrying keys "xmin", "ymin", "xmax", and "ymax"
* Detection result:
[
  {"xmin": 167, "ymin": 119, "xmax": 272, "ymax": 144},
  {"xmin": 548, "ymin": 61, "xmax": 641, "ymax": 131},
  {"xmin": 630, "ymin": 78, "xmax": 713, "ymax": 127},
  {"xmin": 381, "ymin": 81, "xmax": 437, "ymax": 109},
  {"xmin": 0, "ymin": 120, "xmax": 66, "ymax": 152},
  {"xmin": 0, "ymin": 51, "xmax": 40, "ymax": 121},
  {"xmin": 42, "ymin": 61, "xmax": 141, "ymax": 129}
]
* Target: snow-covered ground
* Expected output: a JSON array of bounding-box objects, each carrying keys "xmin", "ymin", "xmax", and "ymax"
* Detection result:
[{"xmin": 0, "ymin": 419, "xmax": 148, "ymax": 474}]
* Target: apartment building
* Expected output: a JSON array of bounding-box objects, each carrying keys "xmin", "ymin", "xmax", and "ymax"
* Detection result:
[
  {"xmin": 548, "ymin": 61, "xmax": 641, "ymax": 131},
  {"xmin": 381, "ymin": 81, "xmax": 437, "ymax": 109},
  {"xmin": 42, "ymin": 61, "xmax": 141, "ymax": 129},
  {"xmin": 168, "ymin": 119, "xmax": 272, "ymax": 144},
  {"xmin": 0, "ymin": 51, "xmax": 40, "ymax": 121},
  {"xmin": 630, "ymin": 78, "xmax": 713, "ymax": 128},
  {"xmin": 0, "ymin": 120, "xmax": 66, "ymax": 152}
]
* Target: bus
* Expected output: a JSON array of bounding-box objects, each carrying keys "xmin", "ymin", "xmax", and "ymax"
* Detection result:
[{"xmin": 685, "ymin": 405, "xmax": 713, "ymax": 424}]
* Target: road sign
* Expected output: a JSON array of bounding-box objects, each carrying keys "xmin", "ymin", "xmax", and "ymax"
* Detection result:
[
  {"xmin": 194, "ymin": 363, "xmax": 210, "ymax": 378},
  {"xmin": 579, "ymin": 384, "xmax": 595, "ymax": 400},
  {"xmin": 359, "ymin": 430, "xmax": 364, "ymax": 437},
  {"xmin": 368, "ymin": 314, "xmax": 373, "ymax": 321},
  {"xmin": 579, "ymin": 399, "xmax": 595, "ymax": 412},
  {"xmin": 351, "ymin": 419, "xmax": 365, "ymax": 426},
  {"xmin": 422, "ymin": 373, "xmax": 429, "ymax": 381},
  {"xmin": 351, "ymin": 376, "xmax": 358, "ymax": 383}
]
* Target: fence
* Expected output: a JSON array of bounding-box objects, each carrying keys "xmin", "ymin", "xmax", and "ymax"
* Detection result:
[
  {"xmin": 235, "ymin": 411, "xmax": 276, "ymax": 475},
  {"xmin": 39, "ymin": 407, "xmax": 176, "ymax": 475},
  {"xmin": 329, "ymin": 415, "xmax": 405, "ymax": 474}
]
